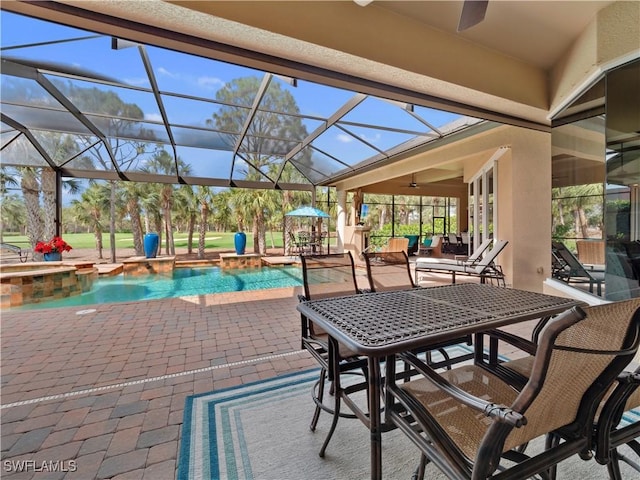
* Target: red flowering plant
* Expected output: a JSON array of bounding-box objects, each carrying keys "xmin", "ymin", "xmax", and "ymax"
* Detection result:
[{"xmin": 34, "ymin": 236, "xmax": 73, "ymax": 254}]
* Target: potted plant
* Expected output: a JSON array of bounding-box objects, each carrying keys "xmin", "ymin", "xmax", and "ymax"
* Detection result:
[{"xmin": 34, "ymin": 236, "xmax": 73, "ymax": 261}]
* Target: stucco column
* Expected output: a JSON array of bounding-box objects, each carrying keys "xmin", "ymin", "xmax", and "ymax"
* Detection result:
[
  {"xmin": 336, "ymin": 189, "xmax": 346, "ymax": 253},
  {"xmin": 497, "ymin": 129, "xmax": 552, "ymax": 292}
]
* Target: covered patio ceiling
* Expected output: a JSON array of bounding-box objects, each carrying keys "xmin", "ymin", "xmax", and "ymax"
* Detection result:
[
  {"xmin": 0, "ymin": 9, "xmax": 487, "ymax": 193},
  {"xmin": 1, "ymin": 1, "xmax": 630, "ymax": 197}
]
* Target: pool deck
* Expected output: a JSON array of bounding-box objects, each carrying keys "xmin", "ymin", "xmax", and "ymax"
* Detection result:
[{"xmin": 0, "ymin": 267, "xmax": 532, "ymax": 479}]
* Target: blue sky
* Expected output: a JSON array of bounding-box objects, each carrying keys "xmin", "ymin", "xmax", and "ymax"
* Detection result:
[{"xmin": 1, "ymin": 10, "xmax": 466, "ymax": 182}]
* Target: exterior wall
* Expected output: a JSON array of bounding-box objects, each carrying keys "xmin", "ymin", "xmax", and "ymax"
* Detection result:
[
  {"xmin": 341, "ymin": 124, "xmax": 554, "ymax": 292},
  {"xmin": 550, "ymin": 1, "xmax": 640, "ymax": 116},
  {"xmin": 459, "ymin": 127, "xmax": 552, "ymax": 292}
]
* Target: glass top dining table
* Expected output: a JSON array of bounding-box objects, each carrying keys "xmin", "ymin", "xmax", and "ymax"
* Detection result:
[{"xmin": 296, "ymin": 283, "xmax": 583, "ymax": 480}]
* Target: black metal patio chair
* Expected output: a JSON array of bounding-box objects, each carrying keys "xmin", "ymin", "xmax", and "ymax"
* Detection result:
[
  {"xmin": 362, "ymin": 250, "xmax": 474, "ymax": 370},
  {"xmin": 387, "ymin": 300, "xmax": 640, "ymax": 480},
  {"xmin": 594, "ymin": 364, "xmax": 640, "ymax": 479},
  {"xmin": 474, "ymin": 299, "xmax": 640, "ymax": 480},
  {"xmin": 299, "ymin": 252, "xmax": 369, "ymax": 457},
  {"xmin": 362, "ymin": 250, "xmax": 415, "ymax": 292}
]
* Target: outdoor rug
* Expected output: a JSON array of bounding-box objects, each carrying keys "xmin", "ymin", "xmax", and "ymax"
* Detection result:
[{"xmin": 178, "ymin": 346, "xmax": 640, "ymax": 480}]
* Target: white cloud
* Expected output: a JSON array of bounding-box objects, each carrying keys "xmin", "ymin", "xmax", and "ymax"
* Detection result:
[
  {"xmin": 336, "ymin": 133, "xmax": 352, "ymax": 143},
  {"xmin": 157, "ymin": 66, "xmax": 180, "ymax": 79},
  {"xmin": 197, "ymin": 76, "xmax": 225, "ymax": 90},
  {"xmin": 359, "ymin": 132, "xmax": 382, "ymax": 144},
  {"xmin": 145, "ymin": 113, "xmax": 163, "ymax": 122},
  {"xmin": 125, "ymin": 77, "xmax": 150, "ymax": 87}
]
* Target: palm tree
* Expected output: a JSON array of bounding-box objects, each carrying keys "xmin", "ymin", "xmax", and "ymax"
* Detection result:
[
  {"xmin": 119, "ymin": 181, "xmax": 146, "ymax": 256},
  {"xmin": 210, "ymin": 190, "xmax": 234, "ymax": 232},
  {"xmin": 0, "ymin": 194, "xmax": 26, "ymax": 242},
  {"xmin": 0, "ymin": 167, "xmax": 19, "ymax": 195},
  {"xmin": 174, "ymin": 185, "xmax": 198, "ymax": 254},
  {"xmin": 136, "ymin": 183, "xmax": 163, "ymax": 252},
  {"xmin": 71, "ymin": 183, "xmax": 109, "ymax": 258},
  {"xmin": 20, "ymin": 167, "xmax": 42, "ymax": 249},
  {"xmin": 142, "ymin": 150, "xmax": 192, "ymax": 256},
  {"xmin": 195, "ymin": 186, "xmax": 215, "ymax": 259},
  {"xmin": 230, "ymin": 188, "xmax": 266, "ymax": 253},
  {"xmin": 208, "ymin": 76, "xmax": 309, "ymax": 255},
  {"xmin": 0, "ymin": 167, "xmax": 21, "ymax": 242},
  {"xmin": 553, "ymin": 184, "xmax": 603, "ymax": 239}
]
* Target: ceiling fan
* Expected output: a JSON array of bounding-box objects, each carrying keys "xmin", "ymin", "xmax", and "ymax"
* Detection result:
[
  {"xmin": 409, "ymin": 173, "xmax": 419, "ymax": 189},
  {"xmin": 353, "ymin": 0, "xmax": 489, "ymax": 32}
]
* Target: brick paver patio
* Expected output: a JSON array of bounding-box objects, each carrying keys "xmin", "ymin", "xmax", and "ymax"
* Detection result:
[
  {"xmin": 1, "ymin": 271, "xmax": 535, "ymax": 479},
  {"xmin": 1, "ymin": 286, "xmax": 318, "ymax": 479}
]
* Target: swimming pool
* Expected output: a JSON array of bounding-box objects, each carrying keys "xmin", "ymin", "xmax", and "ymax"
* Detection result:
[{"xmin": 16, "ymin": 266, "xmax": 303, "ymax": 310}]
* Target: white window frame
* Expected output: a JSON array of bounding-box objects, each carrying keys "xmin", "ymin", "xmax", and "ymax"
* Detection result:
[{"xmin": 468, "ymin": 147, "xmax": 508, "ymax": 253}]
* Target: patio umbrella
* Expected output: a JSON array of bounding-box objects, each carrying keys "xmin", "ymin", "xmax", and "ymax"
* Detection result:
[
  {"xmin": 285, "ymin": 206, "xmax": 331, "ymax": 255},
  {"xmin": 285, "ymin": 206, "xmax": 330, "ymax": 218}
]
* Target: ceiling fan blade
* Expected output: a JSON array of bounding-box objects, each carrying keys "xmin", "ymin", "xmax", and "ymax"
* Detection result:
[{"xmin": 457, "ymin": 0, "xmax": 489, "ymax": 32}]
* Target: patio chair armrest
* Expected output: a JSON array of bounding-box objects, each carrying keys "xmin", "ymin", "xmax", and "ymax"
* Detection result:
[{"xmin": 397, "ymin": 351, "xmax": 526, "ymax": 427}]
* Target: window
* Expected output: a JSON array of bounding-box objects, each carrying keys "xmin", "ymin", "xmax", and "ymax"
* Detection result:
[{"xmin": 551, "ymin": 59, "xmax": 639, "ymax": 300}]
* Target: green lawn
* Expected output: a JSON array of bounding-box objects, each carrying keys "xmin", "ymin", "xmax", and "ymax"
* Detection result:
[{"xmin": 1, "ymin": 232, "xmax": 287, "ymax": 250}]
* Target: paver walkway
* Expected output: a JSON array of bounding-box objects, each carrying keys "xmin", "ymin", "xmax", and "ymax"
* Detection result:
[{"xmin": 1, "ymin": 272, "xmax": 534, "ymax": 479}]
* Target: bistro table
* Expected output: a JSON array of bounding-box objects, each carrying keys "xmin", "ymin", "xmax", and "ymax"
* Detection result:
[{"xmin": 296, "ymin": 283, "xmax": 583, "ymax": 480}]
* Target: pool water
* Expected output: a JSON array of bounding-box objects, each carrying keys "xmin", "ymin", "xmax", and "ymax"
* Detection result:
[{"xmin": 17, "ymin": 266, "xmax": 303, "ymax": 310}]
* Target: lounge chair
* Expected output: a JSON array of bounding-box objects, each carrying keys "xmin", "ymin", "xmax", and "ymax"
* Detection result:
[
  {"xmin": 414, "ymin": 238, "xmax": 493, "ymax": 269},
  {"xmin": 417, "ymin": 235, "xmax": 441, "ymax": 257},
  {"xmin": 414, "ymin": 239, "xmax": 508, "ymax": 286},
  {"xmin": 576, "ymin": 239, "xmax": 605, "ymax": 265},
  {"xmin": 387, "ymin": 301, "xmax": 640, "ymax": 480},
  {"xmin": 552, "ymin": 241, "xmax": 605, "ymax": 295},
  {"xmin": 383, "ymin": 237, "xmax": 409, "ymax": 255},
  {"xmin": 404, "ymin": 235, "xmax": 420, "ymax": 255}
]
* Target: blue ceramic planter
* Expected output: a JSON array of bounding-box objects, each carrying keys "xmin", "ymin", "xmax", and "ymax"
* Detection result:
[
  {"xmin": 144, "ymin": 233, "xmax": 159, "ymax": 258},
  {"xmin": 44, "ymin": 252, "xmax": 62, "ymax": 261},
  {"xmin": 234, "ymin": 232, "xmax": 246, "ymax": 255}
]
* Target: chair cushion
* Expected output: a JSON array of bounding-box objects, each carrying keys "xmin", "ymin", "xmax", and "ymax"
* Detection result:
[{"xmin": 402, "ymin": 365, "xmax": 519, "ymax": 460}]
